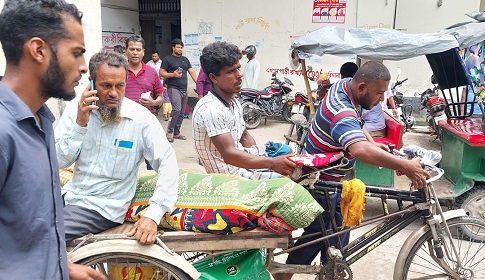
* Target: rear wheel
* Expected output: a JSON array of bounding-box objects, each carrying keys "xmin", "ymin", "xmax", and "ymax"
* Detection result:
[
  {"xmin": 77, "ymin": 252, "xmax": 191, "ymax": 280},
  {"xmin": 454, "ymin": 185, "xmax": 485, "ymax": 221},
  {"xmin": 282, "ymin": 103, "xmax": 292, "ymax": 122},
  {"xmin": 241, "ymin": 101, "xmax": 261, "ymax": 129},
  {"xmin": 397, "ymin": 216, "xmax": 485, "ymax": 280}
]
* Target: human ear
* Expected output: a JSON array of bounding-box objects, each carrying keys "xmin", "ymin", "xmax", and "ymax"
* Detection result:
[{"xmin": 26, "ymin": 37, "xmax": 49, "ymax": 64}]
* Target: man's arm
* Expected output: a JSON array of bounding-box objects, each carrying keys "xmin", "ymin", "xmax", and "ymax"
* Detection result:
[
  {"xmin": 362, "ymin": 124, "xmax": 389, "ymax": 152},
  {"xmin": 195, "ymin": 70, "xmax": 206, "ymax": 98},
  {"xmin": 211, "ymin": 132, "xmax": 295, "ymax": 175},
  {"xmin": 348, "ymin": 141, "xmax": 430, "ymax": 188},
  {"xmin": 240, "ymin": 128, "xmax": 257, "ymax": 148},
  {"xmin": 159, "ymin": 68, "xmax": 182, "ymax": 79},
  {"xmin": 188, "ymin": 68, "xmax": 198, "ymax": 83},
  {"xmin": 55, "ymin": 85, "xmax": 98, "ymax": 168},
  {"xmin": 127, "ymin": 115, "xmax": 179, "ymax": 244}
]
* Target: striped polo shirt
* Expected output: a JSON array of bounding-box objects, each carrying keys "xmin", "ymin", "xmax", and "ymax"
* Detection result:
[
  {"xmin": 303, "ymin": 78, "xmax": 366, "ymax": 181},
  {"xmin": 126, "ymin": 62, "xmax": 164, "ymax": 114}
]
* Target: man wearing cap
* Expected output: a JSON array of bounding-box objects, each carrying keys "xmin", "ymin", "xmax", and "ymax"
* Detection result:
[{"xmin": 242, "ymin": 45, "xmax": 261, "ymax": 89}]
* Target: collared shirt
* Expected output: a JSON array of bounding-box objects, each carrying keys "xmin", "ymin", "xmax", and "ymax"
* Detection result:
[
  {"xmin": 304, "ymin": 78, "xmax": 366, "ymax": 181},
  {"xmin": 126, "ymin": 62, "xmax": 164, "ymax": 114},
  {"xmin": 0, "ymin": 82, "xmax": 68, "ymax": 279},
  {"xmin": 55, "ymin": 98, "xmax": 179, "ymax": 224},
  {"xmin": 146, "ymin": 59, "xmax": 162, "ymax": 74},
  {"xmin": 192, "ymin": 91, "xmax": 246, "ymax": 175}
]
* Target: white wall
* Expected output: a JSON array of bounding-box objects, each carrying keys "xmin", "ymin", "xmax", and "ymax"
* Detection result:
[
  {"xmin": 0, "ymin": 0, "xmax": 103, "ymax": 121},
  {"xmin": 181, "ymin": 0, "xmax": 482, "ymax": 96},
  {"xmin": 100, "ymin": 0, "xmax": 138, "ymax": 55}
]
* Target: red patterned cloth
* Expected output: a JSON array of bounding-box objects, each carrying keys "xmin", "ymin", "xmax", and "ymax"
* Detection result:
[
  {"xmin": 257, "ymin": 212, "xmax": 296, "ymax": 234},
  {"xmin": 287, "ymin": 152, "xmax": 344, "ymax": 167}
]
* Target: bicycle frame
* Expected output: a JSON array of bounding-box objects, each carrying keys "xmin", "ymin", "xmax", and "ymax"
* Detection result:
[{"xmin": 270, "ymin": 180, "xmax": 430, "ymax": 273}]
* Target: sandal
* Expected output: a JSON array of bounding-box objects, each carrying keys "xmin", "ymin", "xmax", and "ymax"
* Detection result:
[
  {"xmin": 173, "ymin": 134, "xmax": 187, "ymax": 140},
  {"xmin": 167, "ymin": 133, "xmax": 174, "ymax": 143}
]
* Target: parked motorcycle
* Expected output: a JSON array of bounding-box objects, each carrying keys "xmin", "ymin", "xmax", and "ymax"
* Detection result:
[
  {"xmin": 390, "ymin": 69, "xmax": 415, "ymax": 129},
  {"xmin": 238, "ymin": 71, "xmax": 294, "ymax": 129},
  {"xmin": 418, "ymin": 75, "xmax": 446, "ymax": 139},
  {"xmin": 285, "ymin": 73, "xmax": 330, "ymax": 122}
]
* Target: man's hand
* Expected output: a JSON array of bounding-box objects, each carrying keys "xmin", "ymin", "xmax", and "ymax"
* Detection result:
[
  {"xmin": 172, "ymin": 69, "xmax": 182, "ymax": 78},
  {"xmin": 68, "ymin": 262, "xmax": 107, "ymax": 280},
  {"xmin": 402, "ymin": 157, "xmax": 431, "ymax": 189},
  {"xmin": 270, "ymin": 155, "xmax": 297, "ymax": 176},
  {"xmin": 126, "ymin": 216, "xmax": 158, "ymax": 245},
  {"xmin": 374, "ymin": 142, "xmax": 390, "ymax": 152},
  {"xmin": 76, "ymin": 84, "xmax": 99, "ymax": 127},
  {"xmin": 140, "ymin": 96, "xmax": 155, "ymax": 107}
]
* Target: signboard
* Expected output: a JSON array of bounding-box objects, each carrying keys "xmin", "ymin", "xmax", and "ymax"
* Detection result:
[
  {"xmin": 102, "ymin": 31, "xmax": 134, "ymax": 53},
  {"xmin": 312, "ymin": 0, "xmax": 347, "ymax": 24}
]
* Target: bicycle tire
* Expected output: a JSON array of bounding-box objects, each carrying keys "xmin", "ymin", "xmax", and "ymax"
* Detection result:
[
  {"xmin": 77, "ymin": 252, "xmax": 192, "ymax": 280},
  {"xmin": 396, "ymin": 216, "xmax": 485, "ymax": 280}
]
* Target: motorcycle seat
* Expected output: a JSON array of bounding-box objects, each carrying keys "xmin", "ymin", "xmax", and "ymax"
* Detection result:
[{"xmin": 240, "ymin": 88, "xmax": 268, "ymax": 97}]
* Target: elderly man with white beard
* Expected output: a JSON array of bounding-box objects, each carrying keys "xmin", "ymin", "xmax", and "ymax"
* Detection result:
[{"xmin": 55, "ymin": 50, "xmax": 179, "ymax": 245}]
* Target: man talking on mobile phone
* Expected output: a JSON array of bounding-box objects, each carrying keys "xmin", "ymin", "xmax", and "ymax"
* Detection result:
[
  {"xmin": 160, "ymin": 38, "xmax": 198, "ymax": 143},
  {"xmin": 55, "ymin": 50, "xmax": 179, "ymax": 245}
]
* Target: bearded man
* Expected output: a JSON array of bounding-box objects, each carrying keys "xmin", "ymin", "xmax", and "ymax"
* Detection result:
[{"xmin": 55, "ymin": 50, "xmax": 179, "ymax": 244}]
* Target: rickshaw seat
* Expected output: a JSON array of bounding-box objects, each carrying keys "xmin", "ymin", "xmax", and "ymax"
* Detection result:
[
  {"xmin": 439, "ymin": 117, "xmax": 485, "ymax": 146},
  {"xmin": 373, "ymin": 111, "xmax": 403, "ymax": 149}
]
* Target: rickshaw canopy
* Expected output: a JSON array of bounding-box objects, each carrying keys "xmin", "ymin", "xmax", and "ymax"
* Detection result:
[{"xmin": 290, "ymin": 13, "xmax": 485, "ymax": 61}]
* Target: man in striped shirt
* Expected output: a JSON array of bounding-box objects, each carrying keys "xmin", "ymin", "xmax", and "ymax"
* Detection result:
[
  {"xmin": 125, "ymin": 35, "xmax": 164, "ymax": 115},
  {"xmin": 277, "ymin": 61, "xmax": 430, "ymax": 280}
]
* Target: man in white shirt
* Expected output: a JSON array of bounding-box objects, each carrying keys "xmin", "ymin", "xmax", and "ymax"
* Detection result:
[
  {"xmin": 193, "ymin": 42, "xmax": 295, "ymax": 180},
  {"xmin": 241, "ymin": 45, "xmax": 261, "ymax": 89},
  {"xmin": 146, "ymin": 50, "xmax": 162, "ymax": 79},
  {"xmin": 56, "ymin": 50, "xmax": 179, "ymax": 244}
]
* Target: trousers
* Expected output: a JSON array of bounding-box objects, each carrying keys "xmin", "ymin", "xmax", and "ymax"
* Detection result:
[{"xmin": 167, "ymin": 87, "xmax": 188, "ymax": 135}]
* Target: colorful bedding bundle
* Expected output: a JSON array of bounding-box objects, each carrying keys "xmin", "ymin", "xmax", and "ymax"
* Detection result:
[{"xmin": 126, "ymin": 170, "xmax": 323, "ymax": 234}]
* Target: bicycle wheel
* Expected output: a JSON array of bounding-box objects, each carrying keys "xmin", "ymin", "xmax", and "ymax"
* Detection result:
[
  {"xmin": 398, "ymin": 216, "xmax": 485, "ymax": 280},
  {"xmin": 78, "ymin": 252, "xmax": 191, "ymax": 280}
]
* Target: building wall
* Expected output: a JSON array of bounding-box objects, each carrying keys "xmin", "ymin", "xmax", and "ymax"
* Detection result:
[
  {"xmin": 0, "ymin": 0, "xmax": 103, "ymax": 121},
  {"xmin": 101, "ymin": 0, "xmax": 139, "ymax": 53},
  {"xmin": 181, "ymin": 0, "xmax": 482, "ymax": 96}
]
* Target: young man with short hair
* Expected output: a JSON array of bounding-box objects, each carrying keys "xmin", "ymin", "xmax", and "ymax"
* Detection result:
[{"xmin": 160, "ymin": 38, "xmax": 198, "ymax": 142}]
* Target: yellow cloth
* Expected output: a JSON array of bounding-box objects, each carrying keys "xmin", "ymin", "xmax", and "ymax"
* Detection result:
[{"xmin": 340, "ymin": 179, "xmax": 367, "ymax": 227}]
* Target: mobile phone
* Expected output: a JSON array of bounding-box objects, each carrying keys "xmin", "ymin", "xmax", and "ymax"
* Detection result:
[
  {"xmin": 89, "ymin": 80, "xmax": 96, "ymax": 105},
  {"xmin": 177, "ymin": 67, "xmax": 183, "ymax": 73}
]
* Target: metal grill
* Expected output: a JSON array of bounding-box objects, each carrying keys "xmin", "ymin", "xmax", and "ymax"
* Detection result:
[{"xmin": 138, "ymin": 0, "xmax": 180, "ymax": 13}]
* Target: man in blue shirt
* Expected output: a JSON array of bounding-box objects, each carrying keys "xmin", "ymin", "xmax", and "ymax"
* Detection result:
[{"xmin": 0, "ymin": 1, "xmax": 105, "ymax": 279}]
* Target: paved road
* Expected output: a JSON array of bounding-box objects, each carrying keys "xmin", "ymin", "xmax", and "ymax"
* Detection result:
[{"xmin": 155, "ymin": 115, "xmax": 442, "ymax": 279}]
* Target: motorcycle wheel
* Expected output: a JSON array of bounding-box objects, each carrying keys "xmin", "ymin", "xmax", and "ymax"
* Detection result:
[
  {"xmin": 282, "ymin": 103, "xmax": 292, "ymax": 122},
  {"xmin": 241, "ymin": 101, "xmax": 261, "ymax": 129}
]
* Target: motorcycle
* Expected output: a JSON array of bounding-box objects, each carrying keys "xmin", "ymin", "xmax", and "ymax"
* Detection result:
[
  {"xmin": 390, "ymin": 69, "xmax": 415, "ymax": 129},
  {"xmin": 419, "ymin": 76, "xmax": 446, "ymax": 139},
  {"xmin": 238, "ymin": 71, "xmax": 294, "ymax": 129},
  {"xmin": 285, "ymin": 72, "xmax": 331, "ymax": 122}
]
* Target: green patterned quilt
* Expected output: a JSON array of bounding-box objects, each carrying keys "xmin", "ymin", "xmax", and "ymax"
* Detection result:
[{"xmin": 127, "ymin": 170, "xmax": 323, "ymax": 232}]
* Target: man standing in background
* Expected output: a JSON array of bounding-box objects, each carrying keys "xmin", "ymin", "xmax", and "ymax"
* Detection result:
[
  {"xmin": 146, "ymin": 50, "xmax": 163, "ymax": 115},
  {"xmin": 125, "ymin": 35, "xmax": 164, "ymax": 116},
  {"xmin": 160, "ymin": 38, "xmax": 198, "ymax": 142},
  {"xmin": 146, "ymin": 50, "xmax": 162, "ymax": 76},
  {"xmin": 242, "ymin": 44, "xmax": 261, "ymax": 89}
]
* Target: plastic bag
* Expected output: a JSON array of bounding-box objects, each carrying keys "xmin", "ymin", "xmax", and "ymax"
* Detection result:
[
  {"xmin": 193, "ymin": 249, "xmax": 271, "ymax": 280},
  {"xmin": 402, "ymin": 145, "xmax": 442, "ymax": 166}
]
